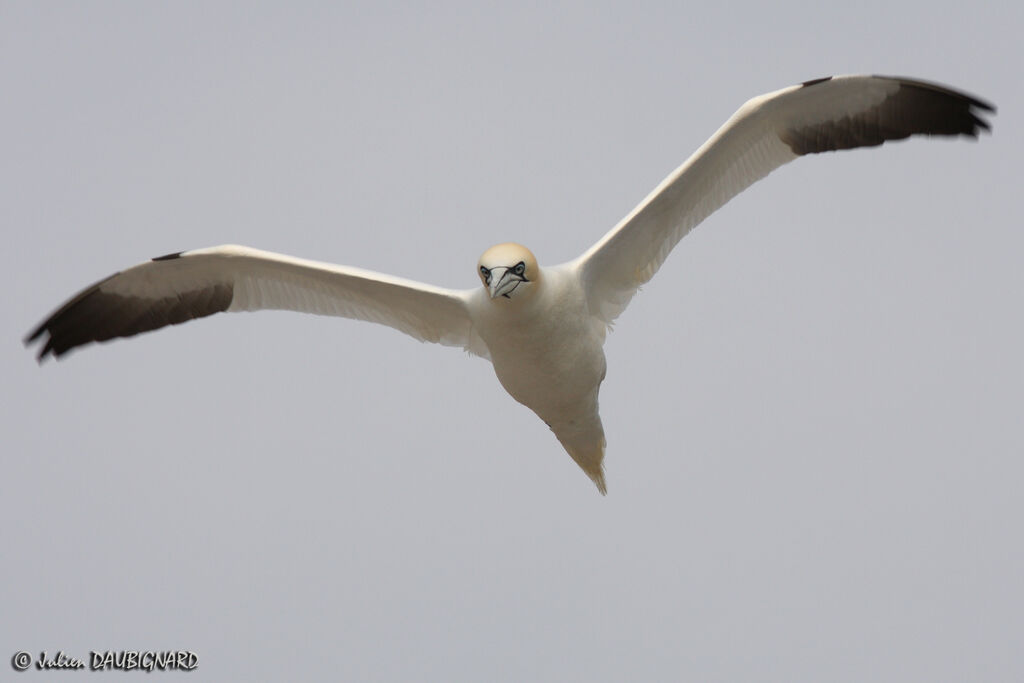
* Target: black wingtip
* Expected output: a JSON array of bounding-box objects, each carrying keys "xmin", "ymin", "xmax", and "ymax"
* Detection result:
[
  {"xmin": 782, "ymin": 75, "xmax": 995, "ymax": 155},
  {"xmin": 25, "ymin": 267, "xmax": 234, "ymax": 364},
  {"xmin": 24, "ymin": 323, "xmax": 45, "ymax": 346},
  {"xmin": 801, "ymin": 76, "xmax": 833, "ymax": 88},
  {"xmin": 24, "ymin": 322, "xmax": 52, "ymax": 363},
  {"xmin": 152, "ymin": 251, "xmax": 183, "ymax": 262},
  {"xmin": 875, "ymin": 74, "xmax": 996, "ymax": 130},
  {"xmin": 25, "ymin": 326, "xmax": 59, "ymax": 363}
]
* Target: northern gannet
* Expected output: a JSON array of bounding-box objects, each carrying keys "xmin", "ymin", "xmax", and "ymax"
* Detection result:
[{"xmin": 25, "ymin": 75, "xmax": 994, "ymax": 493}]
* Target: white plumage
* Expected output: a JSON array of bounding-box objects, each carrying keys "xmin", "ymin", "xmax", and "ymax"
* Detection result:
[{"xmin": 26, "ymin": 75, "xmax": 994, "ymax": 493}]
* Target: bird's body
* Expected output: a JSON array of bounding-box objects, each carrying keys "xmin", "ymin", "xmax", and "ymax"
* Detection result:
[
  {"xmin": 473, "ymin": 256, "xmax": 610, "ymax": 490},
  {"xmin": 26, "ymin": 75, "xmax": 994, "ymax": 493}
]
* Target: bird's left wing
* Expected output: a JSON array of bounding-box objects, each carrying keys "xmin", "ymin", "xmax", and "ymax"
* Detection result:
[
  {"xmin": 26, "ymin": 244, "xmax": 488, "ymax": 361},
  {"xmin": 574, "ymin": 75, "xmax": 994, "ymax": 324}
]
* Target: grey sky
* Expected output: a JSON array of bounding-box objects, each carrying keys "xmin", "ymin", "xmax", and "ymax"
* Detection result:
[{"xmin": 3, "ymin": 2, "xmax": 1021, "ymax": 681}]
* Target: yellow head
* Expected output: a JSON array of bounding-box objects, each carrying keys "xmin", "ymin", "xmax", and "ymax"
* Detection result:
[{"xmin": 477, "ymin": 243, "xmax": 539, "ymax": 300}]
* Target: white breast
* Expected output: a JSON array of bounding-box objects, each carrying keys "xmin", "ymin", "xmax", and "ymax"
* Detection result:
[{"xmin": 471, "ymin": 265, "xmax": 606, "ymax": 423}]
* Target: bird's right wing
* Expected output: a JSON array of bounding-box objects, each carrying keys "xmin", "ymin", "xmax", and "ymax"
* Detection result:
[
  {"xmin": 26, "ymin": 244, "xmax": 489, "ymax": 361},
  {"xmin": 574, "ymin": 75, "xmax": 994, "ymax": 325}
]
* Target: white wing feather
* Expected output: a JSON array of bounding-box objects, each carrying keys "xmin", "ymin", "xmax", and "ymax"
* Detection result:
[{"xmin": 209, "ymin": 246, "xmax": 480, "ymax": 350}]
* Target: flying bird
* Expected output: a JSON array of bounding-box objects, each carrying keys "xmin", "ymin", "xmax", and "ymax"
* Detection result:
[{"xmin": 26, "ymin": 75, "xmax": 993, "ymax": 493}]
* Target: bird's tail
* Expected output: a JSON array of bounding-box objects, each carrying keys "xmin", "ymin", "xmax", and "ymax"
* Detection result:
[{"xmin": 552, "ymin": 419, "xmax": 607, "ymax": 495}]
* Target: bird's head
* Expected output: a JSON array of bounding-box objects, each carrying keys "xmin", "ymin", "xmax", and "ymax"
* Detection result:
[{"xmin": 477, "ymin": 243, "xmax": 538, "ymax": 301}]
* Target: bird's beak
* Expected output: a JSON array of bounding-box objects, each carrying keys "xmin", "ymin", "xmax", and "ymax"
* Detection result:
[
  {"xmin": 488, "ymin": 268, "xmax": 529, "ymax": 299},
  {"xmin": 488, "ymin": 267, "xmax": 516, "ymax": 299}
]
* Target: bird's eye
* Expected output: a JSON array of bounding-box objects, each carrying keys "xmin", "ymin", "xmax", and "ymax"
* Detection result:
[
  {"xmin": 480, "ymin": 266, "xmax": 491, "ymax": 283},
  {"xmin": 513, "ymin": 262, "xmax": 526, "ymax": 276}
]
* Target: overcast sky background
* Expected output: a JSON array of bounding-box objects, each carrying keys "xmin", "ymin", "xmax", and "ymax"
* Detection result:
[{"xmin": 3, "ymin": 2, "xmax": 1021, "ymax": 681}]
